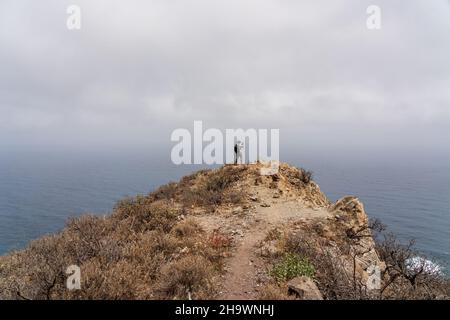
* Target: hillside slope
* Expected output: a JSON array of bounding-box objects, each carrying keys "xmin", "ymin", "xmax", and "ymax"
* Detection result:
[{"xmin": 0, "ymin": 163, "xmax": 448, "ymax": 300}]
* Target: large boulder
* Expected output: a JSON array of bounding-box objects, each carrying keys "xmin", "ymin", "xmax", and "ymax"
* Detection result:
[{"xmin": 287, "ymin": 276, "xmax": 323, "ymax": 300}]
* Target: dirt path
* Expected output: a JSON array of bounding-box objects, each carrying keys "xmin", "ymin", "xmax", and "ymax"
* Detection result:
[
  {"xmin": 194, "ymin": 185, "xmax": 331, "ymax": 300},
  {"xmin": 216, "ymin": 224, "xmax": 267, "ymax": 299}
]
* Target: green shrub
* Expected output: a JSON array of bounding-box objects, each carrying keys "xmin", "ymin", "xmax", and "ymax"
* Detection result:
[{"xmin": 270, "ymin": 253, "xmax": 315, "ymax": 281}]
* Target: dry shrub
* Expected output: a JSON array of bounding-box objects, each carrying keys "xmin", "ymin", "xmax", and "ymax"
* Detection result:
[
  {"xmin": 0, "ymin": 196, "xmax": 226, "ymax": 300},
  {"xmin": 279, "ymin": 164, "xmax": 313, "ymax": 187},
  {"xmin": 172, "ymin": 218, "xmax": 203, "ymax": 239},
  {"xmin": 0, "ymin": 214, "xmax": 133, "ymax": 299},
  {"xmin": 122, "ymin": 231, "xmax": 178, "ymax": 264},
  {"xmin": 114, "ymin": 199, "xmax": 178, "ymax": 233},
  {"xmin": 282, "ymin": 231, "xmax": 367, "ymax": 300},
  {"xmin": 0, "ymin": 254, "xmax": 20, "ymax": 299},
  {"xmin": 208, "ymin": 230, "xmax": 232, "ymax": 250},
  {"xmin": 265, "ymin": 227, "xmax": 283, "ymax": 241},
  {"xmin": 1, "ymin": 234, "xmax": 73, "ymax": 300},
  {"xmin": 147, "ymin": 233, "xmax": 180, "ymax": 256},
  {"xmin": 227, "ymin": 190, "xmax": 245, "ymax": 205},
  {"xmin": 0, "ymin": 219, "xmax": 222, "ymax": 300},
  {"xmin": 204, "ymin": 166, "xmax": 243, "ymax": 193},
  {"xmin": 65, "ymin": 215, "xmax": 115, "ymax": 262},
  {"xmin": 65, "ymin": 259, "xmax": 151, "ymax": 300},
  {"xmin": 0, "ymin": 166, "xmax": 241, "ymax": 300},
  {"xmin": 182, "ymin": 166, "xmax": 247, "ymax": 207},
  {"xmin": 155, "ymin": 255, "xmax": 215, "ymax": 299},
  {"xmin": 376, "ymin": 233, "xmax": 450, "ymax": 299},
  {"xmin": 149, "ymin": 182, "xmax": 178, "ymax": 201},
  {"xmin": 281, "ymin": 225, "xmax": 450, "ymax": 300},
  {"xmin": 178, "ymin": 169, "xmax": 211, "ymax": 189},
  {"xmin": 299, "ymin": 169, "xmax": 313, "ymax": 184},
  {"xmin": 182, "ymin": 188, "xmax": 221, "ymax": 207}
]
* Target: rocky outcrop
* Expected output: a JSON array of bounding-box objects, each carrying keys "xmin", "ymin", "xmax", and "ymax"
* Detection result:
[
  {"xmin": 329, "ymin": 196, "xmax": 385, "ymax": 284},
  {"xmin": 330, "ymin": 196, "xmax": 369, "ymax": 231}
]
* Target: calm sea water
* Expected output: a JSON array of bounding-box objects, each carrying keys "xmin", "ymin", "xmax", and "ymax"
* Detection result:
[{"xmin": 1, "ymin": 150, "xmax": 449, "ymax": 273}]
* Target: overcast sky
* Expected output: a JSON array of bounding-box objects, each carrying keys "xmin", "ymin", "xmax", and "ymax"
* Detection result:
[{"xmin": 1, "ymin": 0, "xmax": 449, "ymax": 160}]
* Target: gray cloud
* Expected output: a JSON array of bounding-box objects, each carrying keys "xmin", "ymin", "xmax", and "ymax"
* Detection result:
[{"xmin": 1, "ymin": 0, "xmax": 449, "ymax": 156}]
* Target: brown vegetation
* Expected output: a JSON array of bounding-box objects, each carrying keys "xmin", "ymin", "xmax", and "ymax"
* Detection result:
[
  {"xmin": 0, "ymin": 165, "xmax": 253, "ymax": 300},
  {"xmin": 259, "ymin": 219, "xmax": 449, "ymax": 300},
  {"xmin": 1, "ymin": 163, "xmax": 448, "ymax": 300},
  {"xmin": 0, "ymin": 202, "xmax": 227, "ymax": 300}
]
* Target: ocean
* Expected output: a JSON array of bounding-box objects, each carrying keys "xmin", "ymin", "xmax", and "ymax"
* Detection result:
[{"xmin": 1, "ymin": 150, "xmax": 449, "ymax": 273}]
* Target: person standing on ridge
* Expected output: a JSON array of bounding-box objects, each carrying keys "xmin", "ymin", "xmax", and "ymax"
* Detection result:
[{"xmin": 234, "ymin": 141, "xmax": 243, "ymax": 165}]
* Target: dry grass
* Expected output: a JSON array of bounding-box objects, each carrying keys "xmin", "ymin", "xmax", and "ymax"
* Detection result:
[
  {"xmin": 180, "ymin": 166, "xmax": 248, "ymax": 207},
  {"xmin": 279, "ymin": 164, "xmax": 314, "ymax": 187},
  {"xmin": 155, "ymin": 255, "xmax": 215, "ymax": 299},
  {"xmin": 274, "ymin": 223, "xmax": 450, "ymax": 300},
  {"xmin": 0, "ymin": 183, "xmax": 229, "ymax": 299}
]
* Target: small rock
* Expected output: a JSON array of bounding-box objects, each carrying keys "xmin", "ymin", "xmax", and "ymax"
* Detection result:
[
  {"xmin": 232, "ymin": 207, "xmax": 244, "ymax": 215},
  {"xmin": 260, "ymin": 241, "xmax": 280, "ymax": 257},
  {"xmin": 249, "ymin": 195, "xmax": 258, "ymax": 202},
  {"xmin": 260, "ymin": 203, "xmax": 271, "ymax": 208},
  {"xmin": 180, "ymin": 247, "xmax": 189, "ymax": 254}
]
